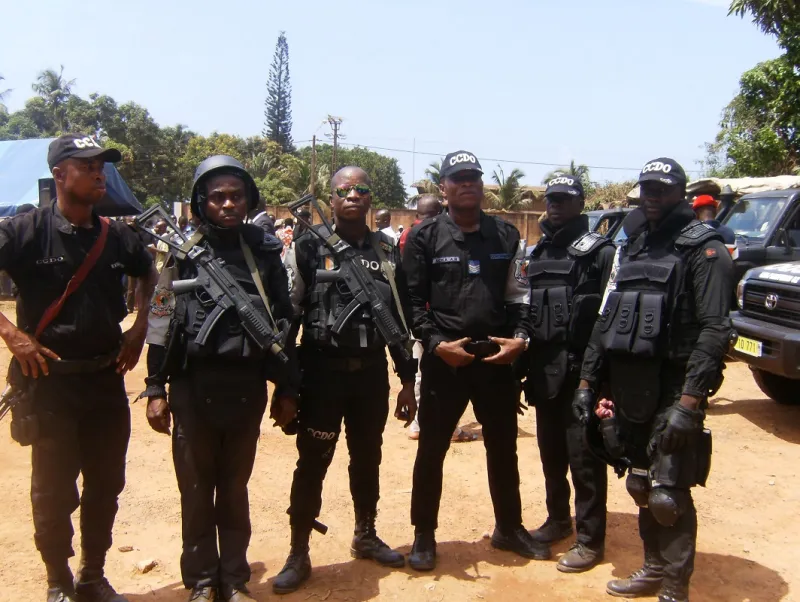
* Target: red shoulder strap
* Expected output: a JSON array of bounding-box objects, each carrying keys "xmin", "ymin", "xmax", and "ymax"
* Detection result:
[{"xmin": 34, "ymin": 217, "xmax": 110, "ymax": 339}]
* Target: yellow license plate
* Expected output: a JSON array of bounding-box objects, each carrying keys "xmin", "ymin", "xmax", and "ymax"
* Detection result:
[{"xmin": 734, "ymin": 335, "xmax": 763, "ymax": 358}]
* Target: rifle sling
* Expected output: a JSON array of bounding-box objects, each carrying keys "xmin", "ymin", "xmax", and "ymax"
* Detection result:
[
  {"xmin": 370, "ymin": 232, "xmax": 409, "ymax": 335},
  {"xmin": 239, "ymin": 235, "xmax": 278, "ymax": 329}
]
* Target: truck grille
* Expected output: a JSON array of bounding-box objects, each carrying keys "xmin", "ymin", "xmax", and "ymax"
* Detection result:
[{"xmin": 743, "ymin": 282, "xmax": 800, "ymax": 325}]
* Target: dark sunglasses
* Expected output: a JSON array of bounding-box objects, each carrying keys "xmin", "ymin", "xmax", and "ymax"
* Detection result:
[
  {"xmin": 639, "ymin": 182, "xmax": 673, "ymax": 197},
  {"xmin": 335, "ymin": 184, "xmax": 371, "ymax": 198},
  {"xmin": 449, "ymin": 171, "xmax": 482, "ymax": 183}
]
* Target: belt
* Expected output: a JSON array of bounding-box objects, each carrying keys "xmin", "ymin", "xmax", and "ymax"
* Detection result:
[
  {"xmin": 47, "ymin": 350, "xmax": 118, "ymax": 375},
  {"xmin": 304, "ymin": 351, "xmax": 386, "ymax": 373}
]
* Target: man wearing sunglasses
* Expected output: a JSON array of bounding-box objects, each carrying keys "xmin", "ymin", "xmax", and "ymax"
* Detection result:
[
  {"xmin": 274, "ymin": 166, "xmax": 417, "ymax": 594},
  {"xmin": 573, "ymin": 158, "xmax": 733, "ymax": 602},
  {"xmin": 403, "ymin": 150, "xmax": 548, "ymax": 570}
]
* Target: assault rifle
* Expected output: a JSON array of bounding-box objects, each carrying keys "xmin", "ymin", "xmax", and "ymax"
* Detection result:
[
  {"xmin": 134, "ymin": 205, "xmax": 288, "ymax": 363},
  {"xmin": 286, "ymin": 194, "xmax": 412, "ymax": 363},
  {"xmin": 0, "ymin": 384, "xmax": 24, "ymax": 422}
]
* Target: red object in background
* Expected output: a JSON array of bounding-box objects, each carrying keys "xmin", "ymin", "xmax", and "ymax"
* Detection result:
[{"xmin": 399, "ymin": 219, "xmax": 422, "ymax": 254}]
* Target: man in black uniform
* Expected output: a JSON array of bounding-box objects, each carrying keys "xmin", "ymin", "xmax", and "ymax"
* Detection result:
[
  {"xmin": 273, "ymin": 166, "xmax": 417, "ymax": 594},
  {"xmin": 521, "ymin": 175, "xmax": 614, "ymax": 572},
  {"xmin": 403, "ymin": 150, "xmax": 548, "ymax": 570},
  {"xmin": 573, "ymin": 158, "xmax": 733, "ymax": 602},
  {"xmin": 142, "ymin": 156, "xmax": 299, "ymax": 602},
  {"xmin": 0, "ymin": 134, "xmax": 158, "ymax": 602}
]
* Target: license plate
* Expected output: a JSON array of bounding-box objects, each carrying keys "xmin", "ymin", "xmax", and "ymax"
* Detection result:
[{"xmin": 734, "ymin": 335, "xmax": 763, "ymax": 357}]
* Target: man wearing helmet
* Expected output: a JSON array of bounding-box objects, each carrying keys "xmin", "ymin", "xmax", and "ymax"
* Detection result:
[{"xmin": 141, "ymin": 156, "xmax": 300, "ymax": 602}]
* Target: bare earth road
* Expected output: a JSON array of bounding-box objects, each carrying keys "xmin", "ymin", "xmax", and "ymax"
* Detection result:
[{"xmin": 0, "ymin": 305, "xmax": 797, "ymax": 601}]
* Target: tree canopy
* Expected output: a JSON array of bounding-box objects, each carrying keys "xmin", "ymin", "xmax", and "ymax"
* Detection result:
[
  {"xmin": 264, "ymin": 32, "xmax": 294, "ymax": 153},
  {"xmin": 0, "ymin": 68, "xmax": 408, "ymax": 208}
]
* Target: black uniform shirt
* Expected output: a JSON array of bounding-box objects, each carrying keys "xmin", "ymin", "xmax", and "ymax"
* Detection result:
[
  {"xmin": 0, "ymin": 201, "xmax": 153, "ymax": 359},
  {"xmin": 285, "ymin": 226, "xmax": 417, "ymax": 382},
  {"xmin": 403, "ymin": 211, "xmax": 532, "ymax": 353},
  {"xmin": 580, "ymin": 204, "xmax": 733, "ymax": 397}
]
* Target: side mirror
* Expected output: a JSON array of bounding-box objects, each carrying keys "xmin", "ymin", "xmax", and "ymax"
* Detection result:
[{"xmin": 776, "ymin": 228, "xmax": 792, "ymax": 253}]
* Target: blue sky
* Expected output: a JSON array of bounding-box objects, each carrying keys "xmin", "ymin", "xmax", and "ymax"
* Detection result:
[{"xmin": 0, "ymin": 0, "xmax": 781, "ymax": 191}]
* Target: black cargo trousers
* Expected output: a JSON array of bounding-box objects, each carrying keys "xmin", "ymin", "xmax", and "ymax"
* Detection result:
[
  {"xmin": 288, "ymin": 349, "xmax": 390, "ymax": 528},
  {"xmin": 168, "ymin": 375, "xmax": 267, "ymax": 590},
  {"xmin": 614, "ymin": 362, "xmax": 705, "ymax": 591},
  {"xmin": 411, "ymin": 353, "xmax": 523, "ymax": 532},
  {"xmin": 533, "ymin": 372, "xmax": 608, "ymax": 547},
  {"xmin": 30, "ymin": 369, "xmax": 131, "ymax": 571}
]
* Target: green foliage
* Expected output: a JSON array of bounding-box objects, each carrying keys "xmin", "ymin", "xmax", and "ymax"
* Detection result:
[
  {"xmin": 705, "ymin": 2, "xmax": 800, "ymax": 176},
  {"xmin": 0, "ymin": 70, "xmax": 408, "ymax": 209},
  {"xmin": 487, "ymin": 165, "xmax": 529, "ymax": 210},
  {"xmin": 541, "ymin": 160, "xmax": 595, "ymax": 197},
  {"xmin": 0, "ymin": 74, "xmax": 10, "ymax": 109},
  {"xmin": 585, "ymin": 181, "xmax": 636, "ymax": 210},
  {"xmin": 298, "ymin": 144, "xmax": 407, "ymax": 208},
  {"xmin": 263, "ymin": 32, "xmax": 294, "ymax": 153}
]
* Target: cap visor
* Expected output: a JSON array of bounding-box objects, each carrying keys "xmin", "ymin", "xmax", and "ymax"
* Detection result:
[
  {"xmin": 638, "ymin": 172, "xmax": 680, "ymax": 186},
  {"xmin": 73, "ymin": 148, "xmax": 123, "ymax": 163},
  {"xmin": 443, "ymin": 164, "xmax": 483, "ymax": 178},
  {"xmin": 545, "ymin": 184, "xmax": 581, "ymax": 197}
]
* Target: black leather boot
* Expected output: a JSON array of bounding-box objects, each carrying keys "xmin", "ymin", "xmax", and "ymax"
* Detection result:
[
  {"xmin": 491, "ymin": 526, "xmax": 551, "ymax": 560},
  {"xmin": 74, "ymin": 552, "xmax": 128, "ymax": 602},
  {"xmin": 529, "ymin": 518, "xmax": 573, "ymax": 544},
  {"xmin": 47, "ymin": 586, "xmax": 76, "ymax": 602},
  {"xmin": 351, "ymin": 510, "xmax": 405, "ymax": 568},
  {"xmin": 658, "ymin": 583, "xmax": 689, "ymax": 602},
  {"xmin": 606, "ymin": 549, "xmax": 665, "ymax": 598},
  {"xmin": 408, "ymin": 530, "xmax": 437, "ymax": 571},
  {"xmin": 272, "ymin": 525, "xmax": 312, "ymax": 595}
]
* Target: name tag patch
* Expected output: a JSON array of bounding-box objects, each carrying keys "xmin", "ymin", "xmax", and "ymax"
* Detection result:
[
  {"xmin": 433, "ymin": 256, "xmax": 460, "ymax": 264},
  {"xmin": 490, "ymin": 253, "xmax": 511, "ymax": 260},
  {"xmin": 468, "ymin": 260, "xmax": 481, "ymax": 275}
]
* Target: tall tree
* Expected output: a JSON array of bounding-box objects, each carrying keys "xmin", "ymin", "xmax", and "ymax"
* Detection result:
[
  {"xmin": 31, "ymin": 65, "xmax": 75, "ymax": 132},
  {"xmin": 0, "ymin": 75, "xmax": 11, "ymax": 110},
  {"xmin": 263, "ymin": 32, "xmax": 294, "ymax": 153}
]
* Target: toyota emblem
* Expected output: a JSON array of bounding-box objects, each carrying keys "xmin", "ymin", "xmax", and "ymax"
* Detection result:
[{"xmin": 765, "ymin": 293, "xmax": 779, "ymax": 310}]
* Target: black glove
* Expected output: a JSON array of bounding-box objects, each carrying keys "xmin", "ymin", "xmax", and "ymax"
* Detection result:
[
  {"xmin": 658, "ymin": 403, "xmax": 704, "ymax": 454},
  {"xmin": 572, "ymin": 388, "xmax": 596, "ymax": 425}
]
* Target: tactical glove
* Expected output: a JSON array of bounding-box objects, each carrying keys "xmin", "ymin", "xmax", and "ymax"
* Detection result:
[
  {"xmin": 659, "ymin": 403, "xmax": 704, "ymax": 454},
  {"xmin": 572, "ymin": 388, "xmax": 596, "ymax": 426}
]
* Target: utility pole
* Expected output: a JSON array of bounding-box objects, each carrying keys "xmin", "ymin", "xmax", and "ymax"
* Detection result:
[
  {"xmin": 325, "ymin": 115, "xmax": 344, "ymax": 174},
  {"xmin": 310, "ymin": 134, "xmax": 317, "ymax": 198}
]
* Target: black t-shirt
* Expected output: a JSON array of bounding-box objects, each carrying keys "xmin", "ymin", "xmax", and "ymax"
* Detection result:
[{"xmin": 0, "ymin": 202, "xmax": 153, "ymax": 359}]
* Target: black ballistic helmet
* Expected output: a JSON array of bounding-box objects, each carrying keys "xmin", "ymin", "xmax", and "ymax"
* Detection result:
[{"xmin": 190, "ymin": 155, "xmax": 260, "ymax": 219}]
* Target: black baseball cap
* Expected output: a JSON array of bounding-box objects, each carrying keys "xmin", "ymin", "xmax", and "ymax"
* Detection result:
[
  {"xmin": 47, "ymin": 134, "xmax": 122, "ymax": 171},
  {"xmin": 637, "ymin": 157, "xmax": 687, "ymax": 187},
  {"xmin": 545, "ymin": 174, "xmax": 585, "ymax": 198},
  {"xmin": 440, "ymin": 150, "xmax": 483, "ymax": 179}
]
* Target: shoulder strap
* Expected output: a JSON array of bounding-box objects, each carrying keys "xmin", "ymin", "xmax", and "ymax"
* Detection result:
[
  {"xmin": 35, "ymin": 217, "xmax": 110, "ymax": 338},
  {"xmin": 370, "ymin": 231, "xmax": 409, "ymax": 335},
  {"xmin": 568, "ymin": 231, "xmax": 610, "ymax": 257},
  {"xmin": 239, "ymin": 235, "xmax": 278, "ymax": 328},
  {"xmin": 675, "ymin": 220, "xmax": 722, "ymax": 249}
]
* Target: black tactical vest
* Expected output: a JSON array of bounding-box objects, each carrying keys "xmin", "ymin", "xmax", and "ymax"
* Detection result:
[
  {"xmin": 526, "ymin": 231, "xmax": 610, "ymax": 402},
  {"xmin": 597, "ymin": 220, "xmax": 720, "ymax": 363},
  {"xmin": 303, "ymin": 229, "xmax": 395, "ymax": 352}
]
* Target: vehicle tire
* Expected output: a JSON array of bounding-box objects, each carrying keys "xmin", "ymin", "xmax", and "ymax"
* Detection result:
[{"xmin": 751, "ymin": 368, "xmax": 800, "ymax": 405}]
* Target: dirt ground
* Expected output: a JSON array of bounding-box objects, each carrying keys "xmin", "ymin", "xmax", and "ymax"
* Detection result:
[{"xmin": 0, "ymin": 303, "xmax": 797, "ymax": 602}]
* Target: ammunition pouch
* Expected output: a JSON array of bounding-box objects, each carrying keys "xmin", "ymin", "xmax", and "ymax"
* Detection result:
[
  {"xmin": 599, "ymin": 291, "xmax": 666, "ymax": 358},
  {"xmin": 530, "ymin": 286, "xmax": 571, "ymax": 345},
  {"xmin": 9, "ymin": 390, "xmax": 39, "ymax": 446},
  {"xmin": 649, "ymin": 427, "xmax": 712, "ymax": 489},
  {"xmin": 609, "ymin": 357, "xmax": 662, "ymax": 424}
]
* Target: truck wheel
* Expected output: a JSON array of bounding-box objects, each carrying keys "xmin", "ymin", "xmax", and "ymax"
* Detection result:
[{"xmin": 751, "ymin": 368, "xmax": 800, "ymax": 405}]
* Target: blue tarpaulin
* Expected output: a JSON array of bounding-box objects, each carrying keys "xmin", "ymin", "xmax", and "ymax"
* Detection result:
[{"xmin": 0, "ymin": 138, "xmax": 143, "ymax": 217}]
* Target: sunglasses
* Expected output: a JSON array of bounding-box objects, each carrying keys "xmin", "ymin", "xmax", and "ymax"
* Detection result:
[
  {"xmin": 335, "ymin": 184, "xmax": 372, "ymax": 198},
  {"xmin": 449, "ymin": 171, "xmax": 482, "ymax": 183}
]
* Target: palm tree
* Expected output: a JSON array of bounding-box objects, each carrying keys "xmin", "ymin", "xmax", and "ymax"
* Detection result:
[
  {"xmin": 414, "ymin": 160, "xmax": 442, "ymax": 196},
  {"xmin": 0, "ymin": 74, "xmax": 11, "ymax": 109},
  {"xmin": 487, "ymin": 165, "xmax": 528, "ymax": 210},
  {"xmin": 31, "ymin": 65, "xmax": 76, "ymax": 132},
  {"xmin": 541, "ymin": 160, "xmax": 591, "ymax": 185}
]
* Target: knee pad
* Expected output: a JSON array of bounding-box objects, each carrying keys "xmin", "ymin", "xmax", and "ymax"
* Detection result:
[
  {"xmin": 648, "ymin": 487, "xmax": 688, "ymax": 527},
  {"xmin": 626, "ymin": 472, "xmax": 650, "ymax": 508}
]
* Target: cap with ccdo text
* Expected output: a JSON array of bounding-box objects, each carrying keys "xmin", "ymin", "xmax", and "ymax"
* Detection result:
[
  {"xmin": 545, "ymin": 174, "xmax": 585, "ymax": 198},
  {"xmin": 637, "ymin": 157, "xmax": 687, "ymax": 187},
  {"xmin": 47, "ymin": 134, "xmax": 122, "ymax": 171},
  {"xmin": 440, "ymin": 150, "xmax": 483, "ymax": 179},
  {"xmin": 692, "ymin": 194, "xmax": 717, "ymax": 210}
]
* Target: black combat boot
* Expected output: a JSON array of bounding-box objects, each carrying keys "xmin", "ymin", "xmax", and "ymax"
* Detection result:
[
  {"xmin": 408, "ymin": 530, "xmax": 436, "ymax": 571},
  {"xmin": 45, "ymin": 560, "xmax": 75, "ymax": 602},
  {"xmin": 74, "ymin": 552, "xmax": 128, "ymax": 602},
  {"xmin": 606, "ymin": 549, "xmax": 665, "ymax": 598},
  {"xmin": 350, "ymin": 510, "xmax": 405, "ymax": 568},
  {"xmin": 188, "ymin": 586, "xmax": 216, "ymax": 601},
  {"xmin": 491, "ymin": 526, "xmax": 551, "ymax": 560},
  {"xmin": 658, "ymin": 583, "xmax": 689, "ymax": 602},
  {"xmin": 47, "ymin": 586, "xmax": 76, "ymax": 602},
  {"xmin": 272, "ymin": 525, "xmax": 312, "ymax": 595},
  {"xmin": 529, "ymin": 518, "xmax": 573, "ymax": 544}
]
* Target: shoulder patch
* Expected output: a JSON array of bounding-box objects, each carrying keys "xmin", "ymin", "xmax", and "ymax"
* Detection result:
[
  {"xmin": 705, "ymin": 247, "xmax": 718, "ymax": 260},
  {"xmin": 261, "ymin": 232, "xmax": 283, "ymax": 252},
  {"xmin": 149, "ymin": 285, "xmax": 176, "ymax": 318},
  {"xmin": 380, "ymin": 241, "xmax": 393, "ymax": 255},
  {"xmin": 569, "ymin": 232, "xmax": 609, "ymax": 257},
  {"xmin": 675, "ymin": 220, "xmax": 722, "ymax": 249}
]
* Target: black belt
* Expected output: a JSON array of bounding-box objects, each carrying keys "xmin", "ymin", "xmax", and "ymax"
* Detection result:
[
  {"xmin": 303, "ymin": 350, "xmax": 386, "ymax": 373},
  {"xmin": 47, "ymin": 350, "xmax": 118, "ymax": 375}
]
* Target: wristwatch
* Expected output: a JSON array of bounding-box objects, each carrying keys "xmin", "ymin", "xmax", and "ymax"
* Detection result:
[{"xmin": 514, "ymin": 332, "xmax": 530, "ymax": 351}]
